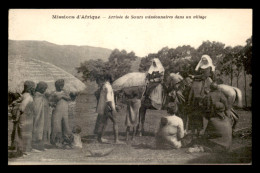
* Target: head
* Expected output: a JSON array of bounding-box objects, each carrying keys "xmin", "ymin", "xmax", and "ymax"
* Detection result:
[
  {"xmin": 55, "ymin": 79, "xmax": 65, "ymax": 91},
  {"xmin": 44, "ymin": 92, "xmax": 51, "ymax": 100},
  {"xmin": 195, "ymin": 55, "xmax": 215, "ymax": 71},
  {"xmin": 22, "ymin": 80, "xmax": 36, "ymax": 95},
  {"xmin": 201, "ymin": 55, "xmax": 209, "ymax": 65},
  {"xmin": 166, "ymin": 102, "xmax": 178, "ymax": 115},
  {"xmin": 96, "ymin": 76, "xmax": 104, "ymax": 87},
  {"xmin": 152, "ymin": 60, "xmax": 157, "ymax": 67},
  {"xmin": 167, "ymin": 73, "xmax": 183, "ymax": 90},
  {"xmin": 131, "ymin": 90, "xmax": 139, "ymax": 99},
  {"xmin": 160, "ymin": 117, "xmax": 168, "ymax": 127},
  {"xmin": 210, "ymin": 82, "xmax": 218, "ymax": 91},
  {"xmin": 103, "ymin": 73, "xmax": 113, "ymax": 84},
  {"xmin": 72, "ymin": 125, "xmax": 82, "ymax": 134},
  {"xmin": 69, "ymin": 91, "xmax": 78, "ymax": 101},
  {"xmin": 35, "ymin": 81, "xmax": 48, "ymax": 94}
]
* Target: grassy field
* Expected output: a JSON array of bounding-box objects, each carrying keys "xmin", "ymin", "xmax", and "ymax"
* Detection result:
[{"xmin": 8, "ymin": 91, "xmax": 252, "ymax": 165}]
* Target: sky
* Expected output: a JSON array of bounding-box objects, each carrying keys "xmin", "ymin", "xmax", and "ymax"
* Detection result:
[{"xmin": 9, "ymin": 9, "xmax": 252, "ymax": 57}]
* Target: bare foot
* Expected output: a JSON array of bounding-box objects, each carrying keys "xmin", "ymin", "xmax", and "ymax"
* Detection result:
[
  {"xmin": 114, "ymin": 140, "xmax": 126, "ymax": 145},
  {"xmin": 98, "ymin": 138, "xmax": 109, "ymax": 143}
]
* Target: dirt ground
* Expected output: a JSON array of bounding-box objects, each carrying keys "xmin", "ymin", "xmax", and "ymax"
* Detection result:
[{"xmin": 8, "ymin": 92, "xmax": 252, "ymax": 165}]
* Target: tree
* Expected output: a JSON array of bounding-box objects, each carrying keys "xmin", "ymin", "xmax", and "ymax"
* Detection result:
[
  {"xmin": 139, "ymin": 45, "xmax": 198, "ymax": 77},
  {"xmin": 76, "ymin": 59, "xmax": 108, "ymax": 82},
  {"xmin": 241, "ymin": 36, "xmax": 252, "ymax": 107},
  {"xmin": 242, "ymin": 37, "xmax": 252, "ymax": 75},
  {"xmin": 76, "ymin": 49, "xmax": 138, "ymax": 83},
  {"xmin": 139, "ymin": 53, "xmax": 158, "ymax": 72},
  {"xmin": 220, "ymin": 46, "xmax": 244, "ymax": 86},
  {"xmin": 107, "ymin": 49, "xmax": 138, "ymax": 80},
  {"xmin": 196, "ymin": 40, "xmax": 226, "ymax": 70}
]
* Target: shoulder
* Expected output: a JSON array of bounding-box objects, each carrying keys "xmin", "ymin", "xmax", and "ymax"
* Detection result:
[
  {"xmin": 174, "ymin": 116, "xmax": 183, "ymax": 122},
  {"xmin": 23, "ymin": 93, "xmax": 33, "ymax": 101},
  {"xmin": 104, "ymin": 82, "xmax": 113, "ymax": 90}
]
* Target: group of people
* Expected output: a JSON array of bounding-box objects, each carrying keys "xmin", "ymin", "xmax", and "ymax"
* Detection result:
[
  {"xmin": 156, "ymin": 54, "xmax": 236, "ymax": 152},
  {"xmin": 9, "ymin": 54, "xmax": 236, "ymax": 158},
  {"xmin": 92, "ymin": 54, "xmax": 236, "ymax": 153},
  {"xmin": 9, "ymin": 79, "xmax": 82, "ymax": 157}
]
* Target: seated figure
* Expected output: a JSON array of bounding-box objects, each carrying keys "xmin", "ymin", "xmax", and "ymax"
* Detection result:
[{"xmin": 155, "ymin": 102, "xmax": 185, "ymax": 149}]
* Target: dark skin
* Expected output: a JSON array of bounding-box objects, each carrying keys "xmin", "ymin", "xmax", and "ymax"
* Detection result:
[
  {"xmin": 55, "ymin": 84, "xmax": 71, "ymax": 101},
  {"xmin": 125, "ymin": 95, "xmax": 139, "ymax": 141}
]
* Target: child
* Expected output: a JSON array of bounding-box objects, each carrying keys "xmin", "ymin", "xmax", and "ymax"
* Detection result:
[
  {"xmin": 125, "ymin": 90, "xmax": 141, "ymax": 141},
  {"xmin": 62, "ymin": 125, "xmax": 82, "ymax": 149},
  {"xmin": 71, "ymin": 125, "xmax": 83, "ymax": 149}
]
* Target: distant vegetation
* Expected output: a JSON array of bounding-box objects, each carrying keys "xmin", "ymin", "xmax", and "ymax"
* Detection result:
[
  {"xmin": 77, "ymin": 37, "xmax": 252, "ymax": 107},
  {"xmin": 8, "ymin": 38, "xmax": 252, "ymax": 107}
]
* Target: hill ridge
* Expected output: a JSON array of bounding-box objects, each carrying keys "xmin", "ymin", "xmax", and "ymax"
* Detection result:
[{"xmin": 8, "ymin": 40, "xmax": 112, "ymax": 75}]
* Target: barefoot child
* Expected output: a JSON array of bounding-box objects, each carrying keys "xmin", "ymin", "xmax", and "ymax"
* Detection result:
[
  {"xmin": 71, "ymin": 125, "xmax": 83, "ymax": 149},
  {"xmin": 125, "ymin": 90, "xmax": 141, "ymax": 141}
]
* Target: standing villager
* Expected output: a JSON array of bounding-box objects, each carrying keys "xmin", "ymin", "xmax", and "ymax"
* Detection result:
[
  {"xmin": 96, "ymin": 73, "xmax": 125, "ymax": 144},
  {"xmin": 188, "ymin": 82, "xmax": 233, "ymax": 153},
  {"xmin": 50, "ymin": 79, "xmax": 72, "ymax": 148},
  {"xmin": 93, "ymin": 76, "xmax": 104, "ymax": 135},
  {"xmin": 9, "ymin": 92, "xmax": 22, "ymax": 150},
  {"xmin": 202, "ymin": 82, "xmax": 233, "ymax": 151},
  {"xmin": 125, "ymin": 90, "xmax": 141, "ymax": 141},
  {"xmin": 32, "ymin": 81, "xmax": 50, "ymax": 151},
  {"xmin": 187, "ymin": 55, "xmax": 216, "ymax": 137},
  {"xmin": 14, "ymin": 81, "xmax": 36, "ymax": 156},
  {"xmin": 155, "ymin": 102, "xmax": 185, "ymax": 149}
]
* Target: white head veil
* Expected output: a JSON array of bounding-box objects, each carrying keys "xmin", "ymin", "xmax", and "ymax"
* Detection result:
[
  {"xmin": 148, "ymin": 58, "xmax": 165, "ymax": 74},
  {"xmin": 195, "ymin": 55, "xmax": 215, "ymax": 71}
]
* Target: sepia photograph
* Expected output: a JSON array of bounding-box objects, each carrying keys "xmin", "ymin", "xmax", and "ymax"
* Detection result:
[{"xmin": 8, "ymin": 9, "xmax": 252, "ymax": 165}]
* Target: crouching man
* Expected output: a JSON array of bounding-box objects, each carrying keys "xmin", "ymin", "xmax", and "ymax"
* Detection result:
[{"xmin": 155, "ymin": 102, "xmax": 184, "ymax": 149}]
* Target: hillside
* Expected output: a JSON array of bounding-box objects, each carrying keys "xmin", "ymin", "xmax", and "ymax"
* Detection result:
[{"xmin": 8, "ymin": 40, "xmax": 112, "ymax": 75}]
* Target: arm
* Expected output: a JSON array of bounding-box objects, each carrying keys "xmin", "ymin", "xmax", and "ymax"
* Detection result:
[
  {"xmin": 194, "ymin": 67, "xmax": 212, "ymax": 80},
  {"xmin": 15, "ymin": 95, "xmax": 31, "ymax": 122},
  {"xmin": 19, "ymin": 95, "xmax": 31, "ymax": 113},
  {"xmin": 220, "ymin": 93, "xmax": 229, "ymax": 111},
  {"xmin": 61, "ymin": 91, "xmax": 71, "ymax": 101},
  {"xmin": 177, "ymin": 119, "xmax": 185, "ymax": 139}
]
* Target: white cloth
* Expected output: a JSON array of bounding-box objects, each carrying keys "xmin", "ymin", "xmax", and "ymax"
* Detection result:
[
  {"xmin": 148, "ymin": 58, "xmax": 165, "ymax": 74},
  {"xmin": 19, "ymin": 93, "xmax": 34, "ymax": 112},
  {"xmin": 195, "ymin": 55, "xmax": 215, "ymax": 71},
  {"xmin": 96, "ymin": 82, "xmax": 116, "ymax": 115},
  {"xmin": 72, "ymin": 134, "xmax": 82, "ymax": 149},
  {"xmin": 149, "ymin": 84, "xmax": 163, "ymax": 110}
]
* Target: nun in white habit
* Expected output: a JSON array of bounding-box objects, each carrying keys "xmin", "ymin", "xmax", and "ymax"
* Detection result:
[{"xmin": 147, "ymin": 58, "xmax": 165, "ymax": 82}]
